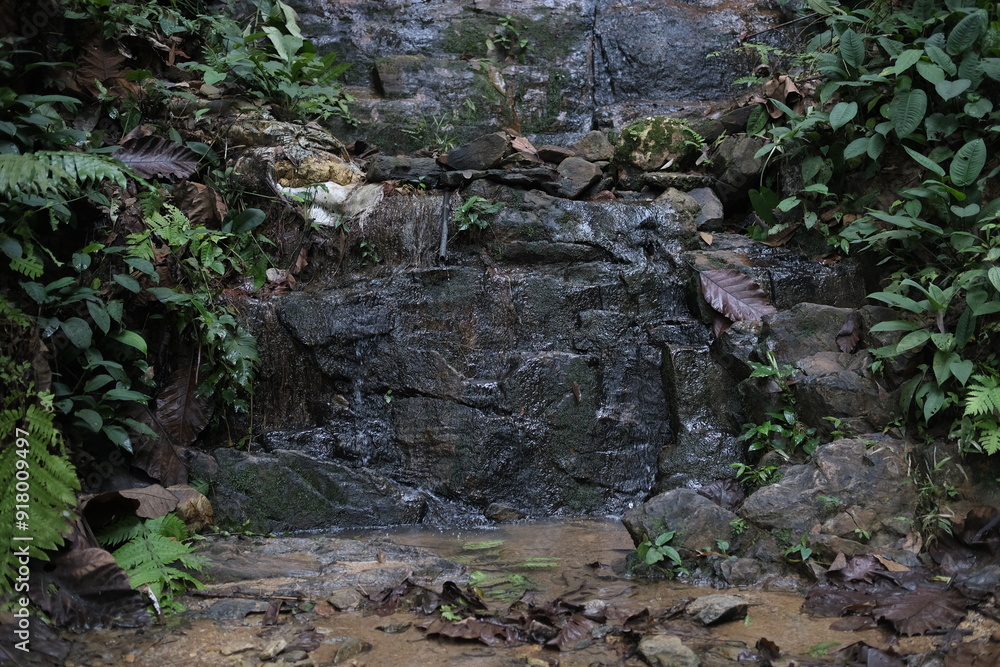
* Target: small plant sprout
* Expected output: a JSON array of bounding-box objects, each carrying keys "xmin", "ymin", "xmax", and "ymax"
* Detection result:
[
  {"xmin": 453, "ymin": 196, "xmax": 505, "ymax": 232},
  {"xmin": 784, "ymin": 535, "xmax": 813, "ymax": 562}
]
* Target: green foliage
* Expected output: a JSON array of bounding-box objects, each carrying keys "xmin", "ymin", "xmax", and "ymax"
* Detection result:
[
  {"xmin": 96, "ymin": 513, "xmax": 206, "ymax": 613},
  {"xmin": 181, "ymin": 0, "xmax": 353, "ymax": 121},
  {"xmin": 730, "ymin": 461, "xmax": 780, "ymax": 488},
  {"xmin": 487, "ymin": 14, "xmax": 532, "ymax": 63},
  {"xmin": 635, "ymin": 530, "xmax": 683, "ymax": 574},
  {"xmin": 0, "ymin": 363, "xmax": 81, "ymax": 592},
  {"xmin": 729, "ymin": 517, "xmax": 749, "ymax": 535},
  {"xmin": 742, "ymin": 0, "xmax": 1000, "ymax": 454},
  {"xmin": 738, "ymin": 352, "xmax": 820, "ymax": 460},
  {"xmin": 453, "ymin": 196, "xmax": 505, "ymax": 232},
  {"xmin": 783, "ymin": 534, "xmax": 813, "ymax": 562}
]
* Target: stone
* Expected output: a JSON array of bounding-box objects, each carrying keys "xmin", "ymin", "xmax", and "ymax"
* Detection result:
[
  {"xmin": 569, "ymin": 130, "xmax": 614, "ymax": 162},
  {"xmin": 547, "ymin": 156, "xmax": 602, "ymax": 198},
  {"xmin": 536, "ymin": 144, "xmax": 576, "ymax": 164},
  {"xmin": 715, "ymin": 557, "xmax": 766, "ymax": 586},
  {"xmin": 709, "ymin": 135, "xmax": 766, "ymax": 204},
  {"xmin": 485, "ymin": 503, "xmax": 527, "ymax": 522},
  {"xmin": 658, "ymin": 345, "xmax": 744, "ymax": 490},
  {"xmin": 622, "ymin": 489, "xmax": 754, "ymax": 554},
  {"xmin": 334, "ymin": 637, "xmax": 371, "ymax": 663},
  {"xmin": 642, "ymin": 172, "xmax": 713, "ymax": 190},
  {"xmin": 740, "ymin": 437, "xmax": 918, "ymax": 554},
  {"xmin": 688, "ymin": 187, "xmax": 724, "ymax": 231},
  {"xmin": 373, "ymin": 55, "xmax": 428, "ymax": 98},
  {"xmin": 204, "ymin": 599, "xmax": 270, "ymax": 621},
  {"xmin": 687, "ymin": 594, "xmax": 748, "ymax": 625},
  {"xmin": 274, "ymin": 152, "xmax": 364, "ymax": 188},
  {"xmin": 655, "ymin": 188, "xmax": 700, "ymax": 218},
  {"xmin": 260, "ymin": 639, "xmax": 287, "ymax": 661},
  {"xmin": 208, "ymin": 448, "xmax": 428, "ymax": 532},
  {"xmin": 638, "ymin": 634, "xmax": 700, "ymax": 667},
  {"xmin": 365, "ymin": 155, "xmax": 444, "ymax": 187},
  {"xmin": 328, "ymin": 589, "xmax": 362, "ymax": 611},
  {"xmin": 615, "ymin": 117, "xmax": 700, "ymax": 171},
  {"xmin": 167, "ymin": 484, "xmax": 214, "ymax": 532},
  {"xmin": 444, "ymin": 132, "xmax": 509, "ymax": 171}
]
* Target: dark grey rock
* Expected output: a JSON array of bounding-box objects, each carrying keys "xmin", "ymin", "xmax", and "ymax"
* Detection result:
[
  {"xmin": 444, "ymin": 132, "xmax": 509, "ymax": 171},
  {"xmin": 569, "ymin": 130, "xmax": 614, "ymax": 162},
  {"xmin": 709, "ymin": 135, "xmax": 766, "ymax": 204},
  {"xmin": 689, "ymin": 187, "xmax": 724, "ymax": 231},
  {"xmin": 485, "ymin": 503, "xmax": 527, "ymax": 522},
  {"xmin": 643, "ymin": 172, "xmax": 713, "ymax": 190},
  {"xmin": 740, "ymin": 437, "xmax": 917, "ymax": 549},
  {"xmin": 373, "ymin": 55, "xmax": 429, "ymax": 98},
  {"xmin": 547, "ymin": 156, "xmax": 602, "ymax": 198},
  {"xmin": 715, "ymin": 557, "xmax": 766, "ymax": 586},
  {"xmin": 638, "ymin": 634, "xmax": 699, "ymax": 667},
  {"xmin": 687, "ymin": 594, "xmax": 748, "ymax": 625},
  {"xmin": 622, "ymin": 489, "xmax": 755, "ymax": 554},
  {"xmin": 203, "ymin": 598, "xmax": 270, "ymax": 621},
  {"xmin": 658, "ymin": 345, "xmax": 744, "ymax": 491},
  {"xmin": 536, "ymin": 144, "xmax": 576, "ymax": 164},
  {"xmin": 209, "ymin": 448, "xmax": 428, "ymax": 532},
  {"xmin": 366, "ymin": 156, "xmax": 444, "ymax": 186}
]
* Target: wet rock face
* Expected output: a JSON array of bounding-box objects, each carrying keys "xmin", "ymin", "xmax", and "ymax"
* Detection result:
[{"xmin": 300, "ymin": 0, "xmax": 791, "ymax": 151}]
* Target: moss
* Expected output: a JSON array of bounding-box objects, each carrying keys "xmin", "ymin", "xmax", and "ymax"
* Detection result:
[
  {"xmin": 563, "ymin": 483, "xmax": 604, "ymax": 512},
  {"xmin": 521, "ymin": 68, "xmax": 568, "ymax": 135},
  {"xmin": 613, "ymin": 116, "xmax": 702, "ymax": 171}
]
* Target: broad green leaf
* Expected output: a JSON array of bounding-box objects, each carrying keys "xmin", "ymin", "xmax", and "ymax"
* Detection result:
[
  {"xmin": 934, "ymin": 78, "xmax": 971, "ymax": 100},
  {"xmin": 124, "ymin": 256, "xmax": 156, "ymax": 276},
  {"xmin": 903, "ymin": 145, "xmax": 946, "ymax": 177},
  {"xmin": 103, "ymin": 388, "xmax": 150, "ymax": 403},
  {"xmin": 990, "ymin": 266, "xmax": 1000, "ymax": 293},
  {"xmin": 840, "ymin": 28, "xmax": 865, "ymax": 69},
  {"xmin": 829, "ymin": 101, "xmax": 858, "ymax": 130},
  {"xmin": 870, "ymin": 320, "xmax": 922, "ymax": 332},
  {"xmin": 965, "ymin": 97, "xmax": 993, "ymax": 118},
  {"xmin": 951, "ymin": 203, "xmax": 980, "ymax": 217},
  {"xmin": 947, "ymin": 10, "xmax": 986, "ymax": 56},
  {"xmin": 102, "ymin": 425, "xmax": 133, "ymax": 453},
  {"xmin": 925, "ymin": 44, "xmax": 957, "ymax": 75},
  {"xmin": 882, "ymin": 49, "xmax": 924, "ymax": 76},
  {"xmin": 72, "ymin": 252, "xmax": 91, "ymax": 271},
  {"xmin": 916, "ymin": 61, "xmax": 946, "ymax": 83},
  {"xmin": 844, "ymin": 137, "xmax": 869, "ymax": 159},
  {"xmin": 951, "ymin": 358, "xmax": 974, "ymax": 385},
  {"xmin": 86, "ymin": 300, "xmax": 111, "ymax": 334},
  {"xmin": 889, "ymin": 89, "xmax": 927, "ymax": 139},
  {"xmin": 933, "ymin": 350, "xmax": 958, "ymax": 385},
  {"xmin": 982, "ymin": 57, "xmax": 1000, "ymax": 81},
  {"xmin": 746, "ymin": 105, "xmax": 768, "ymax": 136},
  {"xmin": 110, "ymin": 330, "xmax": 148, "ymax": 354},
  {"xmin": 113, "ymin": 273, "xmax": 141, "ymax": 293},
  {"xmin": 922, "ymin": 384, "xmax": 945, "ymax": 421},
  {"xmin": 868, "ymin": 290, "xmax": 924, "ymax": 312},
  {"xmin": 896, "ymin": 329, "xmax": 931, "ymax": 353},
  {"xmin": 950, "ymin": 138, "xmax": 987, "ymax": 186},
  {"xmin": 76, "ymin": 409, "xmax": 103, "ymax": 432},
  {"xmin": 61, "ymin": 317, "xmax": 92, "ymax": 349}
]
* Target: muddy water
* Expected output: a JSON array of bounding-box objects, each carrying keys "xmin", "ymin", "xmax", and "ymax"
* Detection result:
[{"xmin": 64, "ymin": 519, "xmax": 949, "ymax": 666}]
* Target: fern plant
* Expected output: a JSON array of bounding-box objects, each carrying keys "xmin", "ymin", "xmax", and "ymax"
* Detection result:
[
  {"xmin": 96, "ymin": 513, "xmax": 206, "ymax": 614},
  {"xmin": 964, "ymin": 373, "xmax": 1000, "ymax": 454},
  {"xmin": 0, "ymin": 359, "xmax": 81, "ymax": 593}
]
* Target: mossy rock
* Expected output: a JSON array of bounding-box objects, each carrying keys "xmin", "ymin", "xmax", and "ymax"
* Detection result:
[{"xmin": 614, "ymin": 116, "xmax": 701, "ymax": 171}]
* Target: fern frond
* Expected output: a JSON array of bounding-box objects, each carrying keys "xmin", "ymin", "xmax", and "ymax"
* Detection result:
[
  {"xmin": 37, "ymin": 151, "xmax": 129, "ymax": 189},
  {"xmin": 0, "ymin": 402, "xmax": 79, "ymax": 591},
  {"xmin": 980, "ymin": 422, "xmax": 1000, "ymax": 455},
  {"xmin": 95, "ymin": 515, "xmax": 146, "ymax": 547},
  {"xmin": 965, "ymin": 374, "xmax": 1000, "ymax": 417}
]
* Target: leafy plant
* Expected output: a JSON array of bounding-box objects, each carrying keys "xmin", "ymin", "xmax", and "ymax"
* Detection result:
[
  {"xmin": 730, "ymin": 461, "xmax": 780, "ymax": 488},
  {"xmin": 96, "ymin": 513, "xmax": 207, "ymax": 614},
  {"xmin": 453, "ymin": 195, "xmax": 505, "ymax": 232},
  {"xmin": 784, "ymin": 534, "xmax": 813, "ymax": 562},
  {"xmin": 737, "ymin": 352, "xmax": 820, "ymax": 461},
  {"xmin": 636, "ymin": 530, "xmax": 683, "ymax": 571},
  {"xmin": 730, "ymin": 517, "xmax": 749, "ymax": 535},
  {"xmin": 0, "ymin": 363, "xmax": 81, "ymax": 592},
  {"xmin": 740, "ymin": 0, "xmax": 1000, "ymax": 457}
]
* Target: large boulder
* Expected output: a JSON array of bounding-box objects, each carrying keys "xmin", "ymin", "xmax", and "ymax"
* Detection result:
[{"xmin": 622, "ymin": 488, "xmax": 758, "ymax": 554}]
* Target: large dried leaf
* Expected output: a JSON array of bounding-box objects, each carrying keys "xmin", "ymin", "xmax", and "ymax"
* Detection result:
[
  {"xmin": 699, "ymin": 269, "xmax": 777, "ymax": 322},
  {"xmin": 157, "ymin": 365, "xmax": 215, "ymax": 446},
  {"xmin": 30, "ymin": 520, "xmax": 147, "ymax": 631},
  {"xmin": 128, "ymin": 405, "xmax": 189, "ymax": 486},
  {"xmin": 836, "ymin": 310, "xmax": 864, "ymax": 353},
  {"xmin": 116, "ymin": 136, "xmax": 199, "ymax": 179},
  {"xmin": 173, "ymin": 180, "xmax": 228, "ymax": 226},
  {"xmin": 77, "ymin": 41, "xmax": 127, "ymax": 95},
  {"xmin": 697, "ymin": 479, "xmax": 744, "ymax": 512},
  {"xmin": 874, "ymin": 587, "xmax": 967, "ymax": 636}
]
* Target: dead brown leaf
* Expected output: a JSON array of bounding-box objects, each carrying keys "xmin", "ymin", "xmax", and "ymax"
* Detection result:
[
  {"xmin": 699, "ymin": 231, "xmax": 714, "ymax": 245},
  {"xmin": 173, "ymin": 180, "xmax": 228, "ymax": 227},
  {"xmin": 874, "ymin": 555, "xmax": 910, "ymax": 572},
  {"xmin": 836, "ymin": 310, "xmax": 864, "ymax": 353},
  {"xmin": 699, "ymin": 269, "xmax": 777, "ymax": 322},
  {"xmin": 116, "ymin": 136, "xmax": 199, "ymax": 179},
  {"xmin": 874, "ymin": 587, "xmax": 967, "ymax": 636}
]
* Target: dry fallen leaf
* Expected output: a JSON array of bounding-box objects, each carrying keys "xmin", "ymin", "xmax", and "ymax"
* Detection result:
[
  {"xmin": 699, "ymin": 231, "xmax": 714, "ymax": 245},
  {"xmin": 875, "ymin": 555, "xmax": 910, "ymax": 572}
]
